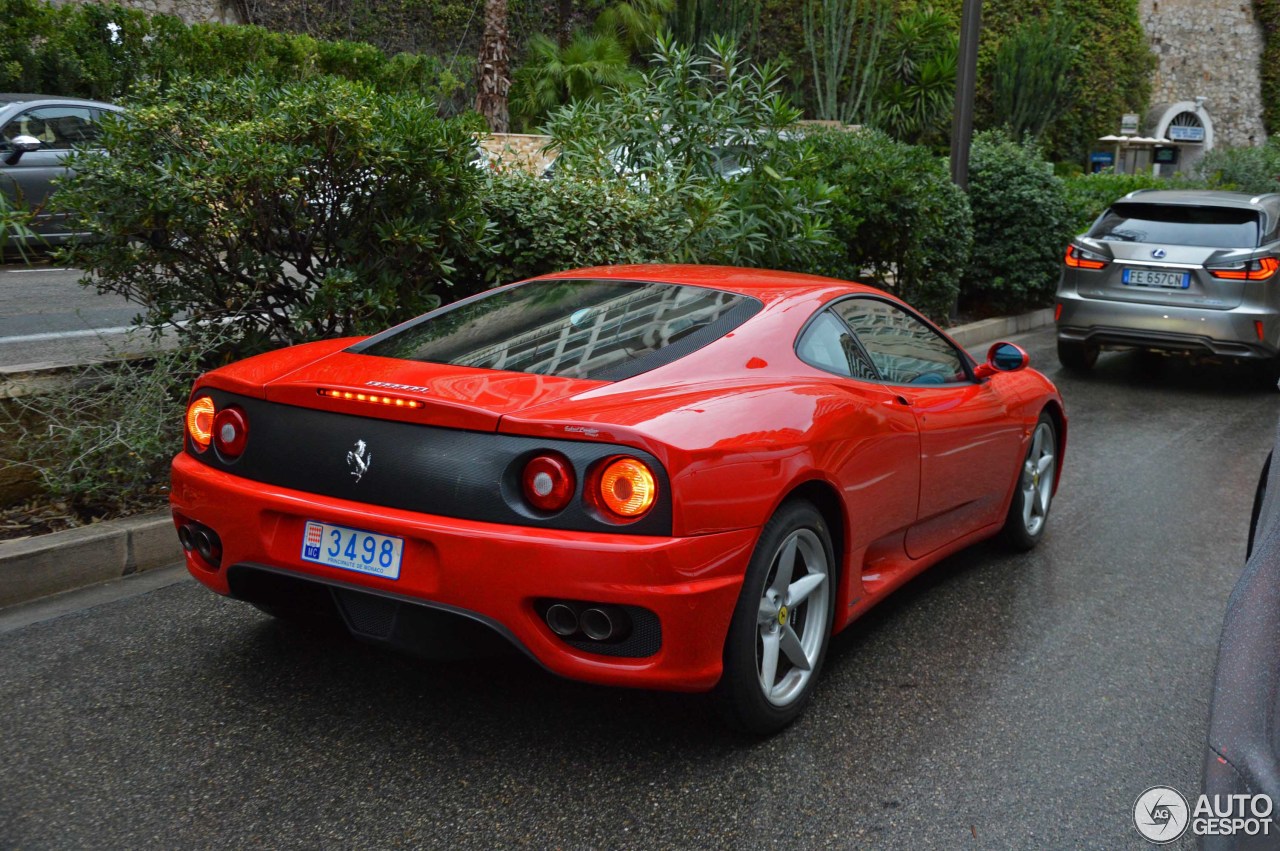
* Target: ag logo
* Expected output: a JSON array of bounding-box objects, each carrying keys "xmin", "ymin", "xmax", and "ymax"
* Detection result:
[
  {"xmin": 346, "ymin": 439, "xmax": 372, "ymax": 482},
  {"xmin": 1134, "ymin": 786, "xmax": 1190, "ymax": 844}
]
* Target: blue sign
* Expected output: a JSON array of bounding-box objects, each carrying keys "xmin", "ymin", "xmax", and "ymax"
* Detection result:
[{"xmin": 1090, "ymin": 151, "xmax": 1115, "ymax": 165}]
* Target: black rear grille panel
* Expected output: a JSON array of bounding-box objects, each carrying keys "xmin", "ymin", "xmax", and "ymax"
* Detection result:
[{"xmin": 190, "ymin": 389, "xmax": 672, "ymax": 535}]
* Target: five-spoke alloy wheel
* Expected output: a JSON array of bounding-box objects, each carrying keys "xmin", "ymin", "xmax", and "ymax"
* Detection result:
[
  {"xmin": 1003, "ymin": 412, "xmax": 1058, "ymax": 551},
  {"xmin": 717, "ymin": 500, "xmax": 835, "ymax": 734}
]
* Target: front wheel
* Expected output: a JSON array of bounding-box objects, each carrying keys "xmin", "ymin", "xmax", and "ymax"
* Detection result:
[
  {"xmin": 1002, "ymin": 413, "xmax": 1058, "ymax": 551},
  {"xmin": 716, "ymin": 500, "xmax": 835, "ymax": 735}
]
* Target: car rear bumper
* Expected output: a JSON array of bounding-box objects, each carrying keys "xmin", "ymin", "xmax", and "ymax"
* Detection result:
[
  {"xmin": 170, "ymin": 452, "xmax": 756, "ymax": 692},
  {"xmin": 1056, "ymin": 292, "xmax": 1280, "ymax": 359}
]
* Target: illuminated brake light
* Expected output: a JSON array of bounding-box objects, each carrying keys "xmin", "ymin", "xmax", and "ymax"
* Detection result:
[
  {"xmin": 185, "ymin": 396, "xmax": 215, "ymax": 451},
  {"xmin": 318, "ymin": 388, "xmax": 424, "ymax": 408},
  {"xmin": 1208, "ymin": 256, "xmax": 1280, "ymax": 281},
  {"xmin": 595, "ymin": 457, "xmax": 657, "ymax": 519},
  {"xmin": 1064, "ymin": 244, "xmax": 1107, "ymax": 270}
]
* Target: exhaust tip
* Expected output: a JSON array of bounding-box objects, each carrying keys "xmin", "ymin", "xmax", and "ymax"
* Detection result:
[
  {"xmin": 177, "ymin": 524, "xmax": 195, "ymax": 552},
  {"xmin": 580, "ymin": 607, "xmax": 615, "ymax": 641},
  {"xmin": 545, "ymin": 603, "xmax": 579, "ymax": 637}
]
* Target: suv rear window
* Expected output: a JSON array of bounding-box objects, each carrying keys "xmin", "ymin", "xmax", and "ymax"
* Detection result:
[
  {"xmin": 352, "ymin": 279, "xmax": 760, "ymax": 381},
  {"xmin": 1089, "ymin": 203, "xmax": 1261, "ymax": 248}
]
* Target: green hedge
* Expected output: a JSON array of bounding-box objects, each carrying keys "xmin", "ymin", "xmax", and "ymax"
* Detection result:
[
  {"xmin": 787, "ymin": 127, "xmax": 972, "ymax": 320},
  {"xmin": 0, "ymin": 0, "xmax": 461, "ymax": 105},
  {"xmin": 1255, "ymin": 0, "xmax": 1280, "ymax": 134},
  {"xmin": 961, "ymin": 130, "xmax": 1073, "ymax": 312},
  {"xmin": 934, "ymin": 0, "xmax": 1152, "ymax": 164}
]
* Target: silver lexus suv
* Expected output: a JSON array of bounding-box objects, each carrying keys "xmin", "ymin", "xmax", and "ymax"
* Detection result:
[{"xmin": 1055, "ymin": 189, "xmax": 1280, "ymax": 379}]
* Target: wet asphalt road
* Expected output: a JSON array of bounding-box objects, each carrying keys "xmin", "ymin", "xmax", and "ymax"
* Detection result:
[{"xmin": 2, "ymin": 326, "xmax": 1278, "ymax": 849}]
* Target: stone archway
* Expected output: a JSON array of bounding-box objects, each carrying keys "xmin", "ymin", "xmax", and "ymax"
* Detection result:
[{"xmin": 1147, "ymin": 100, "xmax": 1215, "ymax": 174}]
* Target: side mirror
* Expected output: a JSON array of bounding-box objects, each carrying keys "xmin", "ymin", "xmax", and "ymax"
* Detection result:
[
  {"xmin": 973, "ymin": 341, "xmax": 1030, "ymax": 380},
  {"xmin": 4, "ymin": 135, "xmax": 42, "ymax": 166}
]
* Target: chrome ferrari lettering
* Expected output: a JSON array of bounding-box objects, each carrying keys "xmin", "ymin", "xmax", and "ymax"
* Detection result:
[
  {"xmin": 347, "ymin": 439, "xmax": 372, "ymax": 482},
  {"xmin": 366, "ymin": 380, "xmax": 431, "ymax": 395},
  {"xmin": 564, "ymin": 426, "xmax": 601, "ymax": 437}
]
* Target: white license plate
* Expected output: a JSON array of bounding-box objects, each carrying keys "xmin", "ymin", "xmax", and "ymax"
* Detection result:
[
  {"xmin": 301, "ymin": 520, "xmax": 403, "ymax": 580},
  {"xmin": 1123, "ymin": 268, "xmax": 1190, "ymax": 288}
]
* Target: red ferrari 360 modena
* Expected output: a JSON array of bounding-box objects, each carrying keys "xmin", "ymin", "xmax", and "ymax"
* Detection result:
[{"xmin": 171, "ymin": 264, "xmax": 1065, "ymax": 733}]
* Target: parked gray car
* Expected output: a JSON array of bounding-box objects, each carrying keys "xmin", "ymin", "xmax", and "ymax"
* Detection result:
[
  {"xmin": 1055, "ymin": 189, "xmax": 1280, "ymax": 380},
  {"xmin": 0, "ymin": 94, "xmax": 123, "ymax": 244}
]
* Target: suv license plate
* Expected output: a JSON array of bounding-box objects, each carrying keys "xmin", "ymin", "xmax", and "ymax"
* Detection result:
[
  {"xmin": 301, "ymin": 520, "xmax": 403, "ymax": 580},
  {"xmin": 1123, "ymin": 268, "xmax": 1190, "ymax": 288}
]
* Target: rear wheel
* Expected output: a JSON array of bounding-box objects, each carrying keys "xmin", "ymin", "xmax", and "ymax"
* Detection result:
[
  {"xmin": 1002, "ymin": 413, "xmax": 1058, "ymax": 551},
  {"xmin": 1253, "ymin": 355, "xmax": 1280, "ymax": 390},
  {"xmin": 1057, "ymin": 339, "xmax": 1098, "ymax": 372},
  {"xmin": 716, "ymin": 500, "xmax": 835, "ymax": 735}
]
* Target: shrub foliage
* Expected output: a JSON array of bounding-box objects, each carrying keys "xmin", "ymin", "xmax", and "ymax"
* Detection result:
[
  {"xmin": 961, "ymin": 130, "xmax": 1073, "ymax": 312},
  {"xmin": 57, "ymin": 75, "xmax": 489, "ymax": 359}
]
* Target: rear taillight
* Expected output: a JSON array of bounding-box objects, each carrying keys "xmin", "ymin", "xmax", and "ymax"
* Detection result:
[
  {"xmin": 1207, "ymin": 256, "xmax": 1280, "ymax": 281},
  {"xmin": 592, "ymin": 457, "xmax": 658, "ymax": 520},
  {"xmin": 1064, "ymin": 244, "xmax": 1107, "ymax": 269},
  {"xmin": 213, "ymin": 406, "xmax": 249, "ymax": 459},
  {"xmin": 521, "ymin": 453, "xmax": 576, "ymax": 512},
  {"xmin": 185, "ymin": 396, "xmax": 215, "ymax": 452}
]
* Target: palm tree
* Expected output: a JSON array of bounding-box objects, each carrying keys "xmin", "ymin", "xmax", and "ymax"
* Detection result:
[
  {"xmin": 476, "ymin": 0, "xmax": 511, "ymax": 132},
  {"xmin": 511, "ymin": 31, "xmax": 640, "ymax": 128}
]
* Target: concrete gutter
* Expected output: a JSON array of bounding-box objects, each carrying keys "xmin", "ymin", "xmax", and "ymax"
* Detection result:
[{"xmin": 0, "ymin": 306, "xmax": 1055, "ymax": 611}]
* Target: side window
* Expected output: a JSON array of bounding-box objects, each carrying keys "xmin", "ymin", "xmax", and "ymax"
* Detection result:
[
  {"xmin": 796, "ymin": 309, "xmax": 880, "ymax": 381},
  {"xmin": 833, "ymin": 298, "xmax": 968, "ymax": 385},
  {"xmin": 2, "ymin": 106, "xmax": 99, "ymax": 151}
]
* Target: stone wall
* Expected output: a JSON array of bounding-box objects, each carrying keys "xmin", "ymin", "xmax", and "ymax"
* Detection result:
[
  {"xmin": 479, "ymin": 133, "xmax": 557, "ymax": 175},
  {"xmin": 1139, "ymin": 0, "xmax": 1266, "ymax": 146}
]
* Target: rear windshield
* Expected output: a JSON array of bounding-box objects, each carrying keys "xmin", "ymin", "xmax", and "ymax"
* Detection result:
[
  {"xmin": 352, "ymin": 279, "xmax": 761, "ymax": 381},
  {"xmin": 1089, "ymin": 202, "xmax": 1261, "ymax": 248}
]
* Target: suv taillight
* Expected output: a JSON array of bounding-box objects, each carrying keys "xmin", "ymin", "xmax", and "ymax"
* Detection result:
[
  {"xmin": 1207, "ymin": 256, "xmax": 1280, "ymax": 281},
  {"xmin": 1064, "ymin": 244, "xmax": 1107, "ymax": 269}
]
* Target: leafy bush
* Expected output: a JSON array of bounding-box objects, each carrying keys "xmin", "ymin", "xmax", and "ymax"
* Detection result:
[
  {"xmin": 961, "ymin": 130, "xmax": 1073, "ymax": 312},
  {"xmin": 456, "ymin": 170, "xmax": 687, "ymax": 286},
  {"xmin": 56, "ymin": 74, "xmax": 489, "ymax": 359},
  {"xmin": 0, "ymin": 0, "xmax": 463, "ymax": 106},
  {"xmin": 544, "ymin": 35, "xmax": 836, "ymax": 274},
  {"xmin": 1060, "ymin": 170, "xmax": 1207, "ymax": 234},
  {"xmin": 2, "ymin": 345, "xmax": 203, "ymax": 514},
  {"xmin": 785, "ymin": 127, "xmax": 971, "ymax": 320},
  {"xmin": 1195, "ymin": 140, "xmax": 1280, "ymax": 194}
]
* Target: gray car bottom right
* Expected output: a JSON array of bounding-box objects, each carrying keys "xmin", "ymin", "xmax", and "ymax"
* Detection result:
[{"xmin": 1056, "ymin": 189, "xmax": 1280, "ymax": 383}]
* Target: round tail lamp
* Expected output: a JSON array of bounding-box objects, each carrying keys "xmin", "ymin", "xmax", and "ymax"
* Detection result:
[
  {"xmin": 213, "ymin": 406, "xmax": 249, "ymax": 459},
  {"xmin": 597, "ymin": 457, "xmax": 657, "ymax": 520},
  {"xmin": 522, "ymin": 453, "xmax": 576, "ymax": 512},
  {"xmin": 185, "ymin": 396, "xmax": 215, "ymax": 452}
]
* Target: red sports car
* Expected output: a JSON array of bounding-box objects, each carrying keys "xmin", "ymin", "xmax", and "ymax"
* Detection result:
[{"xmin": 171, "ymin": 264, "xmax": 1065, "ymax": 733}]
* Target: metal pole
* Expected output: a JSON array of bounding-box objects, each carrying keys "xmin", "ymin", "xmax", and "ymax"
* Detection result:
[{"xmin": 950, "ymin": 0, "xmax": 982, "ymax": 190}]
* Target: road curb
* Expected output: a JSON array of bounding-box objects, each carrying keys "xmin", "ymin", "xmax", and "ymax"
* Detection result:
[
  {"xmin": 0, "ymin": 510, "xmax": 179, "ymax": 609},
  {"xmin": 0, "ymin": 307, "xmax": 1054, "ymax": 611},
  {"xmin": 950, "ymin": 307, "xmax": 1055, "ymax": 352}
]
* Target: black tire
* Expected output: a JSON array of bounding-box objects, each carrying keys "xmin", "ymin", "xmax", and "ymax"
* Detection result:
[
  {"xmin": 715, "ymin": 500, "xmax": 836, "ymax": 735},
  {"xmin": 1252, "ymin": 355, "xmax": 1280, "ymax": 391},
  {"xmin": 1057, "ymin": 338, "xmax": 1098, "ymax": 372},
  {"xmin": 1002, "ymin": 412, "xmax": 1059, "ymax": 551}
]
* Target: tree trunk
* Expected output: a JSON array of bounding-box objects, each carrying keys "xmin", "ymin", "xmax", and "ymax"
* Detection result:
[{"xmin": 476, "ymin": 0, "xmax": 511, "ymax": 133}]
